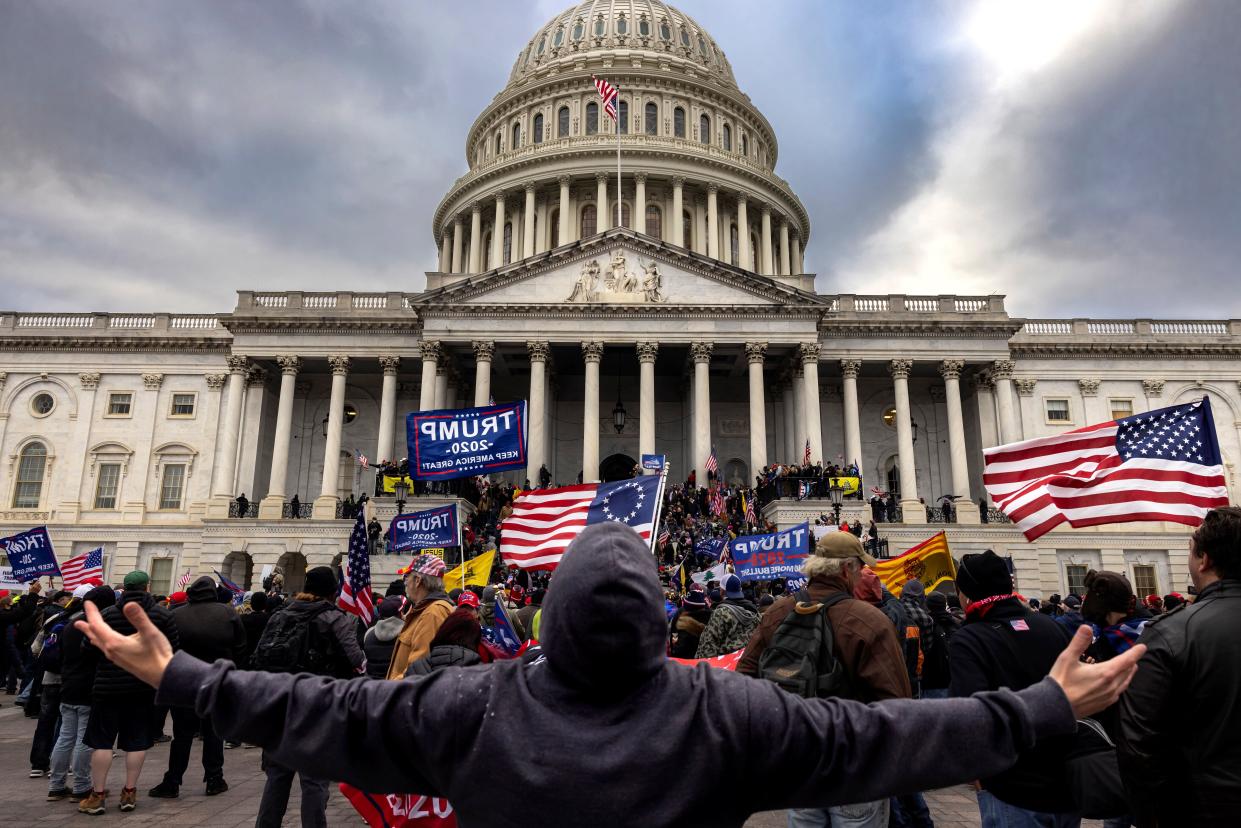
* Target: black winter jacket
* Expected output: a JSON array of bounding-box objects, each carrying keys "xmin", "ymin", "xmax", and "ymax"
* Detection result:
[
  {"xmin": 173, "ymin": 576, "xmax": 246, "ymax": 663},
  {"xmin": 94, "ymin": 591, "xmax": 179, "ymax": 700},
  {"xmin": 404, "ymin": 644, "xmax": 482, "ymax": 678},
  {"xmin": 1119, "ymin": 579, "xmax": 1241, "ymax": 827},
  {"xmin": 258, "ymin": 599, "xmax": 364, "ymax": 679},
  {"xmin": 157, "ymin": 521, "xmax": 1076, "ymax": 828},
  {"xmin": 57, "ymin": 608, "xmax": 98, "ymax": 706},
  {"xmin": 240, "ymin": 610, "xmax": 271, "ymax": 668},
  {"xmin": 363, "ymin": 617, "xmax": 404, "ymax": 679}
]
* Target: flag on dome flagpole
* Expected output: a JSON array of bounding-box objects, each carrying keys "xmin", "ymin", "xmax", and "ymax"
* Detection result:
[
  {"xmin": 983, "ymin": 397, "xmax": 1229, "ymax": 541},
  {"xmin": 803, "ymin": 439, "xmax": 812, "ymax": 465},
  {"xmin": 338, "ymin": 511, "xmax": 375, "ymax": 623}
]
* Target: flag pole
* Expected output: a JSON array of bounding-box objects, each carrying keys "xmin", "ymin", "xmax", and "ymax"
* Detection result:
[
  {"xmin": 616, "ymin": 85, "xmax": 622, "ymax": 231},
  {"xmin": 649, "ymin": 458, "xmax": 670, "ymax": 558}
]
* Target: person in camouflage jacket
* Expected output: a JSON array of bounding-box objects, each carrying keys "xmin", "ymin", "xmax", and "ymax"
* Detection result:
[{"xmin": 694, "ymin": 575, "xmax": 760, "ymax": 658}]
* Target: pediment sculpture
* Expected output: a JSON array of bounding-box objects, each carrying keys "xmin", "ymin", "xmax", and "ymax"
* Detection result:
[{"xmin": 566, "ymin": 250, "xmax": 666, "ymax": 304}]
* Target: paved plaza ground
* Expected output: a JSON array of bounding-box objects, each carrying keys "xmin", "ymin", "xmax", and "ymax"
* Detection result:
[{"xmin": 0, "ymin": 702, "xmax": 1103, "ymax": 827}]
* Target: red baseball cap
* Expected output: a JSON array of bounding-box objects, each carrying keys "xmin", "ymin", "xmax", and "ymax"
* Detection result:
[{"xmin": 457, "ymin": 591, "xmax": 480, "ymax": 609}]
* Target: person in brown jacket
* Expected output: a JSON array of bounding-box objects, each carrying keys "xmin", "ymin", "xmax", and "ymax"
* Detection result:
[
  {"xmin": 385, "ymin": 555, "xmax": 455, "ymax": 680},
  {"xmin": 738, "ymin": 530, "xmax": 911, "ymax": 827}
]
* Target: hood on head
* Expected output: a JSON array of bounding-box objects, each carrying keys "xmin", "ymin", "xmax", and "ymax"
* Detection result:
[
  {"xmin": 540, "ymin": 522, "xmax": 665, "ymax": 696},
  {"xmin": 902, "ymin": 579, "xmax": 925, "ymax": 601},
  {"xmin": 187, "ymin": 575, "xmax": 219, "ymax": 604}
]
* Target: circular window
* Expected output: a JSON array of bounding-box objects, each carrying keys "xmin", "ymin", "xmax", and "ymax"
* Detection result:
[
  {"xmin": 882, "ymin": 406, "xmax": 897, "ymax": 429},
  {"xmin": 343, "ymin": 403, "xmax": 358, "ymax": 425},
  {"xmin": 31, "ymin": 393, "xmax": 55, "ymax": 417}
]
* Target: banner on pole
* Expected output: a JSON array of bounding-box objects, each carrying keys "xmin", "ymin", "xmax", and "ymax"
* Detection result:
[
  {"xmin": 443, "ymin": 550, "xmax": 495, "ymax": 589},
  {"xmin": 872, "ymin": 532, "xmax": 957, "ymax": 598},
  {"xmin": 728, "ymin": 522, "xmax": 811, "ymax": 582},
  {"xmin": 0, "ymin": 527, "xmax": 60, "ymax": 583},
  {"xmin": 388, "ymin": 505, "xmax": 458, "ymax": 555},
  {"xmin": 407, "ymin": 401, "xmax": 527, "ymax": 481},
  {"xmin": 641, "ymin": 454, "xmax": 666, "ymax": 471}
]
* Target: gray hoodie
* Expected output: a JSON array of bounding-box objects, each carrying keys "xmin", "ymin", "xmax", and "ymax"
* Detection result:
[{"xmin": 157, "ymin": 521, "xmax": 1074, "ymax": 827}]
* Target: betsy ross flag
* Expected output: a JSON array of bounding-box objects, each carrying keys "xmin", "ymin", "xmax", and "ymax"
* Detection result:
[
  {"xmin": 704, "ymin": 447, "xmax": 719, "ymax": 476},
  {"xmin": 60, "ymin": 548, "xmax": 103, "ymax": 589},
  {"xmin": 591, "ymin": 75, "xmax": 618, "ymax": 121},
  {"xmin": 500, "ymin": 475, "xmax": 661, "ymax": 570},
  {"xmin": 338, "ymin": 511, "xmax": 375, "ymax": 623},
  {"xmin": 803, "ymin": 439, "xmax": 812, "ymax": 465},
  {"xmin": 984, "ymin": 398, "xmax": 1229, "ymax": 541}
]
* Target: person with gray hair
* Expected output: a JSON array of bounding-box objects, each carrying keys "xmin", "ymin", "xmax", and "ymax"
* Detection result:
[{"xmin": 386, "ymin": 554, "xmax": 454, "ymax": 680}]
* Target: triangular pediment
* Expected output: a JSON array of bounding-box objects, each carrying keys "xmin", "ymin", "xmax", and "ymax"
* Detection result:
[{"xmin": 414, "ymin": 229, "xmax": 825, "ymax": 309}]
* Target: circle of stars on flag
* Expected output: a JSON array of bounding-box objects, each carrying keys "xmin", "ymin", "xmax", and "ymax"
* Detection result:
[{"xmin": 601, "ymin": 480, "xmax": 647, "ymax": 524}]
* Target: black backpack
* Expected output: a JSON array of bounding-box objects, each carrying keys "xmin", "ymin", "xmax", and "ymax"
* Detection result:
[
  {"xmin": 758, "ymin": 590, "xmax": 852, "ymax": 699},
  {"xmin": 252, "ymin": 603, "xmax": 335, "ymax": 674}
]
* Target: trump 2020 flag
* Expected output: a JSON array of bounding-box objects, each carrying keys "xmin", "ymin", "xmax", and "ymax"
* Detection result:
[
  {"xmin": 500, "ymin": 475, "xmax": 661, "ymax": 570},
  {"xmin": 0, "ymin": 527, "xmax": 60, "ymax": 583},
  {"xmin": 490, "ymin": 598, "xmax": 524, "ymax": 654},
  {"xmin": 984, "ymin": 397, "xmax": 1230, "ymax": 541}
]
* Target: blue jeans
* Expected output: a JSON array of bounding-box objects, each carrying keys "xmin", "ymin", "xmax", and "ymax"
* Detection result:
[
  {"xmin": 976, "ymin": 790, "xmax": 1080, "ymax": 828},
  {"xmin": 789, "ymin": 798, "xmax": 889, "ymax": 828},
  {"xmin": 48, "ymin": 703, "xmax": 92, "ymax": 795},
  {"xmin": 922, "ymin": 688, "xmax": 950, "ymax": 699}
]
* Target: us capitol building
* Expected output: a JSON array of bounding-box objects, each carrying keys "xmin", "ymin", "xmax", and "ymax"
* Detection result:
[{"xmin": 1, "ymin": 0, "xmax": 1236, "ymax": 597}]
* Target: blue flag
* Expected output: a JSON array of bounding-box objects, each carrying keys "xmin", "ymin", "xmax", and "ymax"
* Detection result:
[
  {"xmin": 388, "ymin": 505, "xmax": 458, "ymax": 554},
  {"xmin": 490, "ymin": 598, "xmax": 524, "ymax": 654},
  {"xmin": 729, "ymin": 522, "xmax": 812, "ymax": 582},
  {"xmin": 407, "ymin": 401, "xmax": 527, "ymax": 481},
  {"xmin": 694, "ymin": 537, "xmax": 726, "ymax": 560},
  {"xmin": 0, "ymin": 527, "xmax": 60, "ymax": 583},
  {"xmin": 213, "ymin": 569, "xmax": 246, "ymax": 606}
]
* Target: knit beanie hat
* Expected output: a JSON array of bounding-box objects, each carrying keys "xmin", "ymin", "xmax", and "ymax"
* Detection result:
[
  {"xmin": 1081, "ymin": 570, "xmax": 1135, "ymax": 623},
  {"xmin": 927, "ymin": 592, "xmax": 948, "ymax": 613},
  {"xmin": 902, "ymin": 579, "xmax": 926, "ymax": 600},
  {"xmin": 955, "ymin": 550, "xmax": 1011, "ymax": 601},
  {"xmin": 378, "ymin": 596, "xmax": 404, "ymax": 619},
  {"xmin": 683, "ymin": 586, "xmax": 707, "ymax": 608},
  {"xmin": 250, "ymin": 591, "xmax": 268, "ymax": 612},
  {"xmin": 723, "ymin": 574, "xmax": 744, "ymax": 599},
  {"xmin": 84, "ymin": 585, "xmax": 116, "ymax": 610},
  {"xmin": 304, "ymin": 566, "xmax": 338, "ymax": 599}
]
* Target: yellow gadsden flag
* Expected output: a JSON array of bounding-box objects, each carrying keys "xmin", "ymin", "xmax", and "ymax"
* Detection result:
[
  {"xmin": 872, "ymin": 532, "xmax": 956, "ymax": 598},
  {"xmin": 443, "ymin": 550, "xmax": 496, "ymax": 589}
]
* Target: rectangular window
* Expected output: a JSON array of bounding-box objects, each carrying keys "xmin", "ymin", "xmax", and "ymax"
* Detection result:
[
  {"xmin": 1109, "ymin": 398, "xmax": 1134, "ymax": 420},
  {"xmin": 159, "ymin": 464, "xmax": 186, "ymax": 510},
  {"xmin": 1045, "ymin": 398, "xmax": 1071, "ymax": 423},
  {"xmin": 94, "ymin": 463, "xmax": 121, "ymax": 510},
  {"xmin": 13, "ymin": 450, "xmax": 46, "ymax": 508},
  {"xmin": 106, "ymin": 392, "xmax": 133, "ymax": 417},
  {"xmin": 149, "ymin": 558, "xmax": 174, "ymax": 596},
  {"xmin": 169, "ymin": 393, "xmax": 196, "ymax": 417},
  {"xmin": 1065, "ymin": 564, "xmax": 1089, "ymax": 597},
  {"xmin": 1133, "ymin": 564, "xmax": 1159, "ymax": 599}
]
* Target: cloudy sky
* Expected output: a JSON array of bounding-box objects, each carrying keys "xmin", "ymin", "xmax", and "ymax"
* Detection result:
[{"xmin": 1, "ymin": 0, "xmax": 1238, "ymax": 318}]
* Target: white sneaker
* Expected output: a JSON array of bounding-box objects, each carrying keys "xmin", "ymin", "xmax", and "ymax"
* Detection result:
[{"xmin": 28, "ymin": 769, "xmax": 44, "ymax": 778}]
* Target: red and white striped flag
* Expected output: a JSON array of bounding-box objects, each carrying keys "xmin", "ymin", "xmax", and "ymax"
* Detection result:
[
  {"xmin": 803, "ymin": 439, "xmax": 812, "ymax": 465},
  {"xmin": 61, "ymin": 548, "xmax": 103, "ymax": 590},
  {"xmin": 177, "ymin": 569, "xmax": 192, "ymax": 589},
  {"xmin": 591, "ymin": 75, "xmax": 618, "ymax": 121},
  {"xmin": 338, "ymin": 512, "xmax": 375, "ymax": 624},
  {"xmin": 984, "ymin": 398, "xmax": 1229, "ymax": 541},
  {"xmin": 704, "ymin": 447, "xmax": 719, "ymax": 475}
]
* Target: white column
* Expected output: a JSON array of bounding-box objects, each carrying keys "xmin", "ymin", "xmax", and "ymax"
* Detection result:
[
  {"xmin": 792, "ymin": 234, "xmax": 803, "ymax": 274},
  {"xmin": 536, "ymin": 197, "xmax": 549, "ymax": 254},
  {"xmin": 779, "ymin": 220, "xmax": 791, "ymax": 276},
  {"xmin": 889, "ymin": 359, "xmax": 920, "ymax": 523},
  {"xmin": 706, "ymin": 184, "xmax": 719, "ymax": 260},
  {"xmin": 841, "ymin": 360, "xmax": 863, "ymax": 472},
  {"xmin": 210, "ymin": 355, "xmax": 249, "ymax": 504},
  {"xmin": 637, "ymin": 342, "xmax": 658, "ymax": 471},
  {"xmin": 526, "ymin": 342, "xmax": 549, "ymax": 484},
  {"xmin": 492, "ymin": 192, "xmax": 506, "ymax": 266},
  {"xmin": 314, "ymin": 355, "xmax": 350, "ymax": 518},
  {"xmin": 468, "ymin": 203, "xmax": 483, "ymax": 273},
  {"xmin": 691, "ymin": 342, "xmax": 712, "ymax": 479},
  {"xmin": 434, "ymin": 367, "xmax": 449, "ymax": 409},
  {"xmin": 737, "ymin": 195, "xmax": 750, "ymax": 270},
  {"xmin": 258, "ymin": 357, "xmax": 299, "ymax": 518},
  {"xmin": 582, "ymin": 342, "xmax": 603, "ymax": 482},
  {"xmin": 694, "ymin": 196, "xmax": 707, "ymax": 254},
  {"xmin": 671, "ymin": 177, "xmax": 685, "ymax": 248},
  {"xmin": 780, "ymin": 381, "xmax": 796, "ymax": 463},
  {"xmin": 634, "ymin": 173, "xmax": 647, "ymax": 234},
  {"xmin": 792, "ymin": 364, "xmax": 806, "ymax": 460},
  {"xmin": 418, "ymin": 341, "xmax": 439, "ymax": 410},
  {"xmin": 522, "ymin": 184, "xmax": 536, "ymax": 259},
  {"xmin": 558, "ymin": 175, "xmax": 571, "ymax": 245},
  {"xmin": 801, "ymin": 344, "xmax": 823, "ymax": 465},
  {"xmin": 941, "ymin": 359, "xmax": 979, "ymax": 524},
  {"xmin": 596, "ymin": 173, "xmax": 609, "ymax": 233},
  {"xmin": 377, "ymin": 356, "xmax": 399, "ymax": 463},
  {"xmin": 992, "ymin": 360, "xmax": 1019, "ymax": 444},
  {"xmin": 473, "ymin": 341, "xmax": 494, "ymax": 407},
  {"xmin": 438, "ymin": 234, "xmax": 450, "ymax": 272},
  {"xmin": 746, "ymin": 343, "xmax": 768, "ymax": 478},
  {"xmin": 451, "ymin": 217, "xmax": 464, "ymax": 274},
  {"xmin": 720, "ymin": 205, "xmax": 733, "ymax": 265},
  {"xmin": 760, "ymin": 205, "xmax": 773, "ymax": 275}
]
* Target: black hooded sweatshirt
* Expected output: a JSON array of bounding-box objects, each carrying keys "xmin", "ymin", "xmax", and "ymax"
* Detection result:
[
  {"xmin": 156, "ymin": 522, "xmax": 1074, "ymax": 827},
  {"xmin": 174, "ymin": 576, "xmax": 246, "ymax": 664}
]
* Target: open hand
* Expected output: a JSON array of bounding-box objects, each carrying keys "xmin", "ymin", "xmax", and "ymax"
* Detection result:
[
  {"xmin": 75, "ymin": 601, "xmax": 174, "ymax": 688},
  {"xmin": 1049, "ymin": 625, "xmax": 1145, "ymax": 718}
]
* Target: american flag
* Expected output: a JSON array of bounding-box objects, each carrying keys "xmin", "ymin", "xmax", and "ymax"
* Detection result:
[
  {"xmin": 710, "ymin": 486, "xmax": 727, "ymax": 517},
  {"xmin": 658, "ymin": 525, "xmax": 671, "ymax": 548},
  {"xmin": 744, "ymin": 493, "xmax": 757, "ymax": 525},
  {"xmin": 704, "ymin": 447, "xmax": 719, "ymax": 475},
  {"xmin": 338, "ymin": 511, "xmax": 375, "ymax": 623},
  {"xmin": 213, "ymin": 569, "xmax": 245, "ymax": 606},
  {"xmin": 357, "ymin": 450, "xmax": 369, "ymax": 469},
  {"xmin": 60, "ymin": 548, "xmax": 103, "ymax": 589},
  {"xmin": 591, "ymin": 75, "xmax": 618, "ymax": 121},
  {"xmin": 177, "ymin": 569, "xmax": 192, "ymax": 589},
  {"xmin": 500, "ymin": 475, "xmax": 661, "ymax": 570},
  {"xmin": 803, "ymin": 439, "xmax": 812, "ymax": 465},
  {"xmin": 984, "ymin": 398, "xmax": 1229, "ymax": 541}
]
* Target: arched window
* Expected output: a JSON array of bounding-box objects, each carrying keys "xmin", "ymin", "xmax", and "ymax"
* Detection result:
[
  {"xmin": 537, "ymin": 35, "xmax": 546, "ymax": 55},
  {"xmin": 730, "ymin": 224, "xmax": 739, "ymax": 262},
  {"xmin": 742, "ymin": 134, "xmax": 748, "ymax": 157},
  {"xmin": 495, "ymin": 132, "xmax": 502, "ymax": 156},
  {"xmin": 502, "ymin": 222, "xmax": 513, "ymax": 264},
  {"xmin": 659, "ymin": 20, "xmax": 671, "ymax": 41},
  {"xmin": 619, "ymin": 202, "xmax": 632, "ymax": 228},
  {"xmin": 683, "ymin": 210, "xmax": 693, "ymax": 248},
  {"xmin": 722, "ymin": 124, "xmax": 731, "ymax": 151},
  {"xmin": 618, "ymin": 100, "xmax": 628, "ymax": 134},
  {"xmin": 572, "ymin": 19, "xmax": 584, "ymax": 40},
  {"xmin": 644, "ymin": 102, "xmax": 658, "ymax": 136},
  {"xmin": 586, "ymin": 102, "xmax": 599, "ymax": 135},
  {"xmin": 699, "ymin": 114, "xmax": 710, "ymax": 145},
  {"xmin": 617, "ymin": 16, "xmax": 628, "ymax": 35},
  {"xmin": 581, "ymin": 204, "xmax": 597, "ymax": 238},
  {"xmin": 558, "ymin": 106, "xmax": 570, "ymax": 138},
  {"xmin": 698, "ymin": 35, "xmax": 708, "ymax": 56},
  {"xmin": 532, "ymin": 113, "xmax": 543, "ymax": 144},
  {"xmin": 594, "ymin": 16, "xmax": 605, "ymax": 36},
  {"xmin": 680, "ymin": 27, "xmax": 690, "ymax": 47},
  {"xmin": 12, "ymin": 442, "xmax": 47, "ymax": 508},
  {"xmin": 645, "ymin": 205, "xmax": 662, "ymax": 239},
  {"xmin": 511, "ymin": 122, "xmax": 521, "ymax": 150},
  {"xmin": 553, "ymin": 27, "xmax": 564, "ymax": 47},
  {"xmin": 550, "ymin": 209, "xmax": 560, "ymax": 248},
  {"xmin": 673, "ymin": 106, "xmax": 685, "ymax": 138},
  {"xmin": 639, "ymin": 17, "xmax": 650, "ymax": 37}
]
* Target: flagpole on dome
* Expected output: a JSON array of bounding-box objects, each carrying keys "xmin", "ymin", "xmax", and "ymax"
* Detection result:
[{"xmin": 616, "ymin": 82, "xmax": 622, "ymax": 231}]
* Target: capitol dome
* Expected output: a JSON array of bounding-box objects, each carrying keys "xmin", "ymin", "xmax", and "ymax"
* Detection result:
[{"xmin": 430, "ymin": 0, "xmax": 810, "ymax": 285}]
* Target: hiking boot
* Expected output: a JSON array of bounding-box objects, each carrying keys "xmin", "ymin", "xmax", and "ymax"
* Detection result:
[
  {"xmin": 205, "ymin": 778, "xmax": 229, "ymax": 796},
  {"xmin": 147, "ymin": 781, "xmax": 179, "ymax": 799},
  {"xmin": 119, "ymin": 787, "xmax": 137, "ymax": 812},
  {"xmin": 78, "ymin": 790, "xmax": 107, "ymax": 815},
  {"xmin": 71, "ymin": 790, "xmax": 92, "ymax": 802},
  {"xmin": 46, "ymin": 787, "xmax": 71, "ymax": 801}
]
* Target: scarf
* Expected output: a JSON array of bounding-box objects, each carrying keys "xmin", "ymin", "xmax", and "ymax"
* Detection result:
[
  {"xmin": 1100, "ymin": 616, "xmax": 1147, "ymax": 654},
  {"xmin": 964, "ymin": 592, "xmax": 1025, "ymax": 620}
]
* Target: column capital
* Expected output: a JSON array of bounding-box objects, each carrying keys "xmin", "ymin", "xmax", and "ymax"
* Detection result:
[
  {"xmin": 277, "ymin": 355, "xmax": 301, "ymax": 375},
  {"xmin": 419, "ymin": 340, "xmax": 442, "ymax": 362},
  {"xmin": 328, "ymin": 355, "xmax": 351, "ymax": 376},
  {"xmin": 736, "ymin": 193, "xmax": 748, "ymax": 205},
  {"xmin": 205, "ymin": 374, "xmax": 227, "ymax": 391},
  {"xmin": 938, "ymin": 359, "xmax": 965, "ymax": 380},
  {"xmin": 454, "ymin": 214, "xmax": 465, "ymax": 226},
  {"xmin": 472, "ymin": 340, "xmax": 496, "ymax": 362},
  {"xmin": 888, "ymin": 358, "xmax": 913, "ymax": 379},
  {"xmin": 745, "ymin": 342, "xmax": 767, "ymax": 364},
  {"xmin": 974, "ymin": 369, "xmax": 995, "ymax": 390},
  {"xmin": 799, "ymin": 343, "xmax": 821, "ymax": 364},
  {"xmin": 636, "ymin": 341, "xmax": 659, "ymax": 363},
  {"xmin": 840, "ymin": 359, "xmax": 862, "ymax": 379},
  {"xmin": 246, "ymin": 367, "xmax": 268, "ymax": 387},
  {"xmin": 524, "ymin": 181, "xmax": 537, "ymax": 194},
  {"xmin": 1014, "ymin": 378, "xmax": 1037, "ymax": 397},
  {"xmin": 436, "ymin": 364, "xmax": 448, "ymax": 377},
  {"xmin": 1078, "ymin": 378, "xmax": 1100, "ymax": 397},
  {"xmin": 690, "ymin": 341, "xmax": 713, "ymax": 363},
  {"xmin": 595, "ymin": 171, "xmax": 609, "ymax": 184},
  {"xmin": 527, "ymin": 341, "xmax": 551, "ymax": 363},
  {"xmin": 79, "ymin": 372, "xmax": 101, "ymax": 390},
  {"xmin": 558, "ymin": 174, "xmax": 572, "ymax": 186},
  {"xmin": 706, "ymin": 182, "xmax": 719, "ymax": 195},
  {"xmin": 671, "ymin": 175, "xmax": 686, "ymax": 187},
  {"xmin": 378, "ymin": 355, "xmax": 400, "ymax": 375},
  {"xmin": 761, "ymin": 203, "xmax": 772, "ymax": 216},
  {"xmin": 471, "ymin": 201, "xmax": 483, "ymax": 214},
  {"xmin": 991, "ymin": 359, "xmax": 1016, "ymax": 380},
  {"xmin": 1142, "ymin": 379, "xmax": 1164, "ymax": 397},
  {"xmin": 634, "ymin": 171, "xmax": 647, "ymax": 184},
  {"xmin": 582, "ymin": 341, "xmax": 605, "ymax": 363},
  {"xmin": 141, "ymin": 372, "xmax": 164, "ymax": 391},
  {"xmin": 225, "ymin": 355, "xmax": 249, "ymax": 374}
]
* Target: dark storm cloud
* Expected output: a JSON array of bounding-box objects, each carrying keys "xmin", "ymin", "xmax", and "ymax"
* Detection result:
[{"xmin": 0, "ymin": 0, "xmax": 1237, "ymax": 319}]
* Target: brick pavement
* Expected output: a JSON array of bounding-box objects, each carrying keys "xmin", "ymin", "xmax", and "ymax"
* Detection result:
[{"xmin": 0, "ymin": 701, "xmax": 1102, "ymax": 826}]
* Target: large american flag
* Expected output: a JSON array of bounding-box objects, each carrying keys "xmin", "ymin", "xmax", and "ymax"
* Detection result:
[
  {"xmin": 500, "ymin": 475, "xmax": 661, "ymax": 570},
  {"xmin": 984, "ymin": 398, "xmax": 1229, "ymax": 541},
  {"xmin": 60, "ymin": 548, "xmax": 103, "ymax": 589},
  {"xmin": 704, "ymin": 447, "xmax": 719, "ymax": 475},
  {"xmin": 338, "ymin": 512, "xmax": 375, "ymax": 623},
  {"xmin": 591, "ymin": 75, "xmax": 618, "ymax": 121}
]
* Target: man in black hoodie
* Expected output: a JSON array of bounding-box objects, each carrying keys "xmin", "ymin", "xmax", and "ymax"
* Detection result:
[
  {"xmin": 79, "ymin": 523, "xmax": 1143, "ymax": 828},
  {"xmin": 148, "ymin": 575, "xmax": 244, "ymax": 799}
]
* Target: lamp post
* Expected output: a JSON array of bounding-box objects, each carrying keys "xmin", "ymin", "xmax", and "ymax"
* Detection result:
[
  {"xmin": 612, "ymin": 352, "xmax": 627, "ymax": 435},
  {"xmin": 828, "ymin": 477, "xmax": 845, "ymax": 525},
  {"xmin": 394, "ymin": 478, "xmax": 409, "ymax": 516}
]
